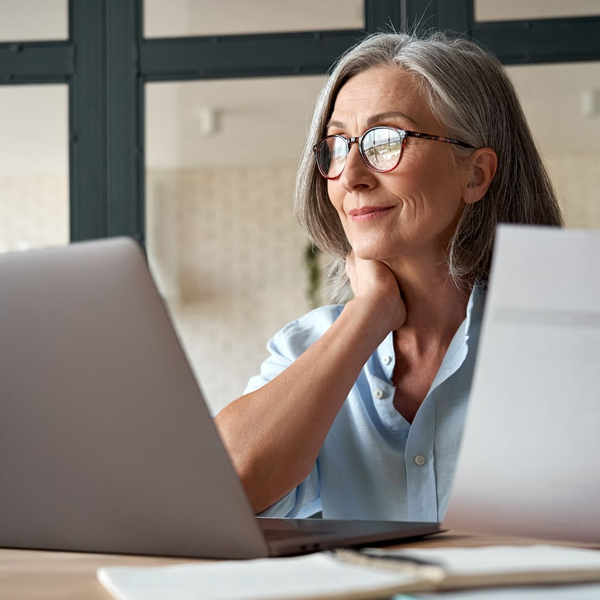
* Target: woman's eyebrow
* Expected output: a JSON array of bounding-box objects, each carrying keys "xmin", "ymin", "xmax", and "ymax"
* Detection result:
[
  {"xmin": 366, "ymin": 111, "xmax": 418, "ymax": 127},
  {"xmin": 325, "ymin": 119, "xmax": 346, "ymax": 130},
  {"xmin": 326, "ymin": 111, "xmax": 419, "ymax": 131}
]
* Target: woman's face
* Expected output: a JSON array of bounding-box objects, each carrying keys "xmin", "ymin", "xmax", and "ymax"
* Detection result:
[{"xmin": 326, "ymin": 65, "xmax": 470, "ymax": 264}]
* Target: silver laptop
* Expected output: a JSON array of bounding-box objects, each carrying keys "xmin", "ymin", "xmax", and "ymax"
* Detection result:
[{"xmin": 0, "ymin": 238, "xmax": 440, "ymax": 559}]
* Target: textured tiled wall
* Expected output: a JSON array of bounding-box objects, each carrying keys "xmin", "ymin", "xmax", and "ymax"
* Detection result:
[
  {"xmin": 0, "ymin": 173, "xmax": 68, "ymax": 253},
  {"xmin": 546, "ymin": 153, "xmax": 600, "ymax": 228},
  {"xmin": 146, "ymin": 165, "xmax": 315, "ymax": 413}
]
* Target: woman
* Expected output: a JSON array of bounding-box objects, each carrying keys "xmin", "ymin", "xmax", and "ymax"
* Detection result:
[{"xmin": 214, "ymin": 32, "xmax": 562, "ymax": 522}]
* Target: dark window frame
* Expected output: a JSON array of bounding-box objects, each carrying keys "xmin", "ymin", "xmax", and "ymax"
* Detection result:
[{"xmin": 0, "ymin": 0, "xmax": 599, "ymax": 245}]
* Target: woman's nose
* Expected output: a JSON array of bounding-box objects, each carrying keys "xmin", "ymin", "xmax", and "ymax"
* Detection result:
[{"xmin": 339, "ymin": 143, "xmax": 377, "ymax": 192}]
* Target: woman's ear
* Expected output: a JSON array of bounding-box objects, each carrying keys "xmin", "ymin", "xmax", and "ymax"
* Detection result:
[{"xmin": 464, "ymin": 148, "xmax": 498, "ymax": 204}]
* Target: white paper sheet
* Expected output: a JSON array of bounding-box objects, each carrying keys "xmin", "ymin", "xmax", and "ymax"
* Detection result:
[{"xmin": 444, "ymin": 225, "xmax": 600, "ymax": 543}]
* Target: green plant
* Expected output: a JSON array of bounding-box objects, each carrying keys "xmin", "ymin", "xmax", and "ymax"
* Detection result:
[{"xmin": 304, "ymin": 243, "xmax": 322, "ymax": 309}]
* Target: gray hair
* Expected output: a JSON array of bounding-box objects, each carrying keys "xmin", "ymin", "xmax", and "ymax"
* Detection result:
[{"xmin": 294, "ymin": 31, "xmax": 563, "ymax": 302}]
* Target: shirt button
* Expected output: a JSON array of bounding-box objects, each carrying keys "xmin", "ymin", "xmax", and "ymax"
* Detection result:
[
  {"xmin": 374, "ymin": 388, "xmax": 384, "ymax": 399},
  {"xmin": 382, "ymin": 355, "xmax": 392, "ymax": 365},
  {"xmin": 414, "ymin": 455, "xmax": 426, "ymax": 466}
]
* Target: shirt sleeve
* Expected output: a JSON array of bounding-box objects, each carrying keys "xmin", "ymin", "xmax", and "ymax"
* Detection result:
[{"xmin": 243, "ymin": 306, "xmax": 342, "ymax": 518}]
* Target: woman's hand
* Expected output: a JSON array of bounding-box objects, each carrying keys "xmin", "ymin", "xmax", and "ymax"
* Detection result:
[{"xmin": 345, "ymin": 251, "xmax": 407, "ymax": 332}]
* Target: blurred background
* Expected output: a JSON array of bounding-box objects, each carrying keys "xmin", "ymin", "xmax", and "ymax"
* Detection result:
[{"xmin": 1, "ymin": 0, "xmax": 599, "ymax": 412}]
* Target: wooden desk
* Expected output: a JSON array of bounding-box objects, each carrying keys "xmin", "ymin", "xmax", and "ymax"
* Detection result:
[{"xmin": 1, "ymin": 532, "xmax": 598, "ymax": 599}]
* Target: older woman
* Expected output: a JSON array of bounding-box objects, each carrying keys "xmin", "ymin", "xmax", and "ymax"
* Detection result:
[{"xmin": 214, "ymin": 32, "xmax": 562, "ymax": 522}]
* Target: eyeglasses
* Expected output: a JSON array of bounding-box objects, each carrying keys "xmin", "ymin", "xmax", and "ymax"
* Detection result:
[{"xmin": 313, "ymin": 126, "xmax": 476, "ymax": 179}]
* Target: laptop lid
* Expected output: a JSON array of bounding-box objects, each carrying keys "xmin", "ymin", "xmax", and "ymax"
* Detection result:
[{"xmin": 0, "ymin": 238, "xmax": 269, "ymax": 559}]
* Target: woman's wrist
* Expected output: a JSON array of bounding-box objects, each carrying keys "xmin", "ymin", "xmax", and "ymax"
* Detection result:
[{"xmin": 342, "ymin": 296, "xmax": 400, "ymax": 342}]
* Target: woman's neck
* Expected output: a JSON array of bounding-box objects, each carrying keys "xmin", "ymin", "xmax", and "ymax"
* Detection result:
[{"xmin": 383, "ymin": 254, "xmax": 472, "ymax": 348}]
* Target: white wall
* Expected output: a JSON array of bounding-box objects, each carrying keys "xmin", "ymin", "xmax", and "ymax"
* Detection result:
[
  {"xmin": 144, "ymin": 0, "xmax": 363, "ymax": 37},
  {"xmin": 476, "ymin": 0, "xmax": 600, "ymax": 21},
  {"xmin": 0, "ymin": 0, "xmax": 67, "ymax": 40}
]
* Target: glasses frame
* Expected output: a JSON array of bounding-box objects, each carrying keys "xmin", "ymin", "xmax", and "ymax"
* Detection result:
[{"xmin": 313, "ymin": 126, "xmax": 476, "ymax": 180}]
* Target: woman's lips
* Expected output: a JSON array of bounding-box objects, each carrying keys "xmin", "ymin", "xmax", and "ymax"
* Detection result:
[{"xmin": 348, "ymin": 206, "xmax": 394, "ymax": 222}]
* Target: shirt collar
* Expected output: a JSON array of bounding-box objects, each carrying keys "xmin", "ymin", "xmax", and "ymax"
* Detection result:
[{"xmin": 430, "ymin": 281, "xmax": 485, "ymax": 391}]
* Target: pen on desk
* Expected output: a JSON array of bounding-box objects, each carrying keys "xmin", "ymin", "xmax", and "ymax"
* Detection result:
[{"xmin": 329, "ymin": 548, "xmax": 445, "ymax": 580}]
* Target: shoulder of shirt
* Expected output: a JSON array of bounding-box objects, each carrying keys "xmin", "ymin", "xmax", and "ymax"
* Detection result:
[{"xmin": 270, "ymin": 304, "xmax": 345, "ymax": 357}]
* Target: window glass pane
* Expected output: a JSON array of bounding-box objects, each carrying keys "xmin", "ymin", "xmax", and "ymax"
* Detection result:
[
  {"xmin": 476, "ymin": 0, "xmax": 600, "ymax": 21},
  {"xmin": 0, "ymin": 85, "xmax": 69, "ymax": 254},
  {"xmin": 144, "ymin": 0, "xmax": 364, "ymax": 37},
  {"xmin": 0, "ymin": 0, "xmax": 68, "ymax": 41},
  {"xmin": 146, "ymin": 76, "xmax": 326, "ymax": 412},
  {"xmin": 506, "ymin": 61, "xmax": 600, "ymax": 228}
]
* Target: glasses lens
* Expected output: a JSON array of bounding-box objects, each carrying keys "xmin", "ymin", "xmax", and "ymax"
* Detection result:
[
  {"xmin": 362, "ymin": 128, "xmax": 403, "ymax": 172},
  {"xmin": 316, "ymin": 136, "xmax": 347, "ymax": 179}
]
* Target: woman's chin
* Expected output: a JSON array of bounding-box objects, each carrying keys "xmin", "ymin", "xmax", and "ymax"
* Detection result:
[{"xmin": 352, "ymin": 245, "xmax": 400, "ymax": 262}]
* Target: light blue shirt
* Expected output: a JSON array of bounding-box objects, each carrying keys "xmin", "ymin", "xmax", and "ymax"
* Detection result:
[{"xmin": 244, "ymin": 284, "xmax": 485, "ymax": 522}]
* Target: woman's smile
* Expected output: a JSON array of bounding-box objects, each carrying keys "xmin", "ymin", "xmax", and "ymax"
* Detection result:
[{"xmin": 348, "ymin": 205, "xmax": 395, "ymax": 222}]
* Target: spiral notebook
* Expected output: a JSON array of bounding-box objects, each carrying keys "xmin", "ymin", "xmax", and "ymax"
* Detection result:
[{"xmin": 98, "ymin": 545, "xmax": 600, "ymax": 600}]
